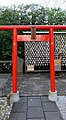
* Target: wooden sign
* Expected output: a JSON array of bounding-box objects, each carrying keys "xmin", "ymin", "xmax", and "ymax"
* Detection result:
[
  {"xmin": 27, "ymin": 65, "xmax": 34, "ymax": 71},
  {"xmin": 54, "ymin": 59, "xmax": 61, "ymax": 71}
]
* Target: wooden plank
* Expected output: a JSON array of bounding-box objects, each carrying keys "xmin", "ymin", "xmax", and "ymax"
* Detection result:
[
  {"xmin": 17, "ymin": 35, "xmax": 50, "ymax": 42},
  {"xmin": 54, "ymin": 59, "xmax": 61, "ymax": 71}
]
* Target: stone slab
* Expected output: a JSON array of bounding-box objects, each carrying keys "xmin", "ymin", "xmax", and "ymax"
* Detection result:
[
  {"xmin": 12, "ymin": 102, "xmax": 27, "ymax": 112},
  {"xmin": 9, "ymin": 112, "xmax": 26, "ymax": 120},
  {"xmin": 28, "ymin": 98, "xmax": 41, "ymax": 107},
  {"xmin": 43, "ymin": 102, "xmax": 59, "ymax": 112},
  {"xmin": 45, "ymin": 112, "xmax": 63, "ymax": 120},
  {"xmin": 28, "ymin": 107, "xmax": 44, "ymax": 118},
  {"xmin": 19, "ymin": 97, "xmax": 27, "ymax": 103},
  {"xmin": 41, "ymin": 96, "xmax": 51, "ymax": 103}
]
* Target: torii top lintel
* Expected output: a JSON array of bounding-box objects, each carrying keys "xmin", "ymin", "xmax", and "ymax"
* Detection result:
[{"xmin": 0, "ymin": 25, "xmax": 66, "ymax": 30}]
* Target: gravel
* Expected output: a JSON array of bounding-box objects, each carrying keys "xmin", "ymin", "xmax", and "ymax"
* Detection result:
[{"xmin": 0, "ymin": 97, "xmax": 13, "ymax": 120}]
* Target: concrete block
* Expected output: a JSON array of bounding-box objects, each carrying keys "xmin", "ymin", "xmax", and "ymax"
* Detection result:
[
  {"xmin": 48, "ymin": 90, "xmax": 57, "ymax": 101},
  {"xmin": 10, "ymin": 91, "xmax": 20, "ymax": 103}
]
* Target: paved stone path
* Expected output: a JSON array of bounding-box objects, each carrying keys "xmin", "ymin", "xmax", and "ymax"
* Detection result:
[{"xmin": 9, "ymin": 96, "xmax": 64, "ymax": 120}]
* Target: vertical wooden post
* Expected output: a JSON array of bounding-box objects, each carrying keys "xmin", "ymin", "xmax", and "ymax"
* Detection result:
[
  {"xmin": 12, "ymin": 28, "xmax": 17, "ymax": 93},
  {"xmin": 31, "ymin": 27, "xmax": 36, "ymax": 39},
  {"xmin": 49, "ymin": 28, "xmax": 55, "ymax": 92}
]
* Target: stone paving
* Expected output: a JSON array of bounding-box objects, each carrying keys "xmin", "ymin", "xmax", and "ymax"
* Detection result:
[
  {"xmin": 9, "ymin": 96, "xmax": 64, "ymax": 120},
  {"xmin": 0, "ymin": 72, "xmax": 66, "ymax": 120},
  {"xmin": 2, "ymin": 72, "xmax": 66, "ymax": 96}
]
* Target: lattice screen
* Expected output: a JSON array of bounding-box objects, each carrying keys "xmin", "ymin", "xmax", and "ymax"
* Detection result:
[
  {"xmin": 25, "ymin": 33, "xmax": 66, "ymax": 71},
  {"xmin": 54, "ymin": 33, "xmax": 66, "ymax": 67}
]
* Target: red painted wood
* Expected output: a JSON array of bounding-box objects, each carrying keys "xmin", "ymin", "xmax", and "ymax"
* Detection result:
[
  {"xmin": 17, "ymin": 35, "xmax": 50, "ymax": 42},
  {"xmin": 49, "ymin": 28, "xmax": 55, "ymax": 92},
  {"xmin": 12, "ymin": 28, "xmax": 17, "ymax": 93},
  {"xmin": 0, "ymin": 25, "xmax": 66, "ymax": 30}
]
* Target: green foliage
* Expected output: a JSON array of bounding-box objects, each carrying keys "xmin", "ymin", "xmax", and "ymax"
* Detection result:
[
  {"xmin": 0, "ymin": 4, "xmax": 66, "ymax": 60},
  {"xmin": 47, "ymin": 8, "xmax": 66, "ymax": 25}
]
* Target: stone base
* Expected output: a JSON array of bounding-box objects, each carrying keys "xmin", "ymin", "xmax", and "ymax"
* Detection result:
[
  {"xmin": 48, "ymin": 90, "xmax": 57, "ymax": 101},
  {"xmin": 10, "ymin": 91, "xmax": 20, "ymax": 103}
]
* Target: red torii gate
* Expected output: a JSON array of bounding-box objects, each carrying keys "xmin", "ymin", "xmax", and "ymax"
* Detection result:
[{"xmin": 0, "ymin": 25, "xmax": 66, "ymax": 102}]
